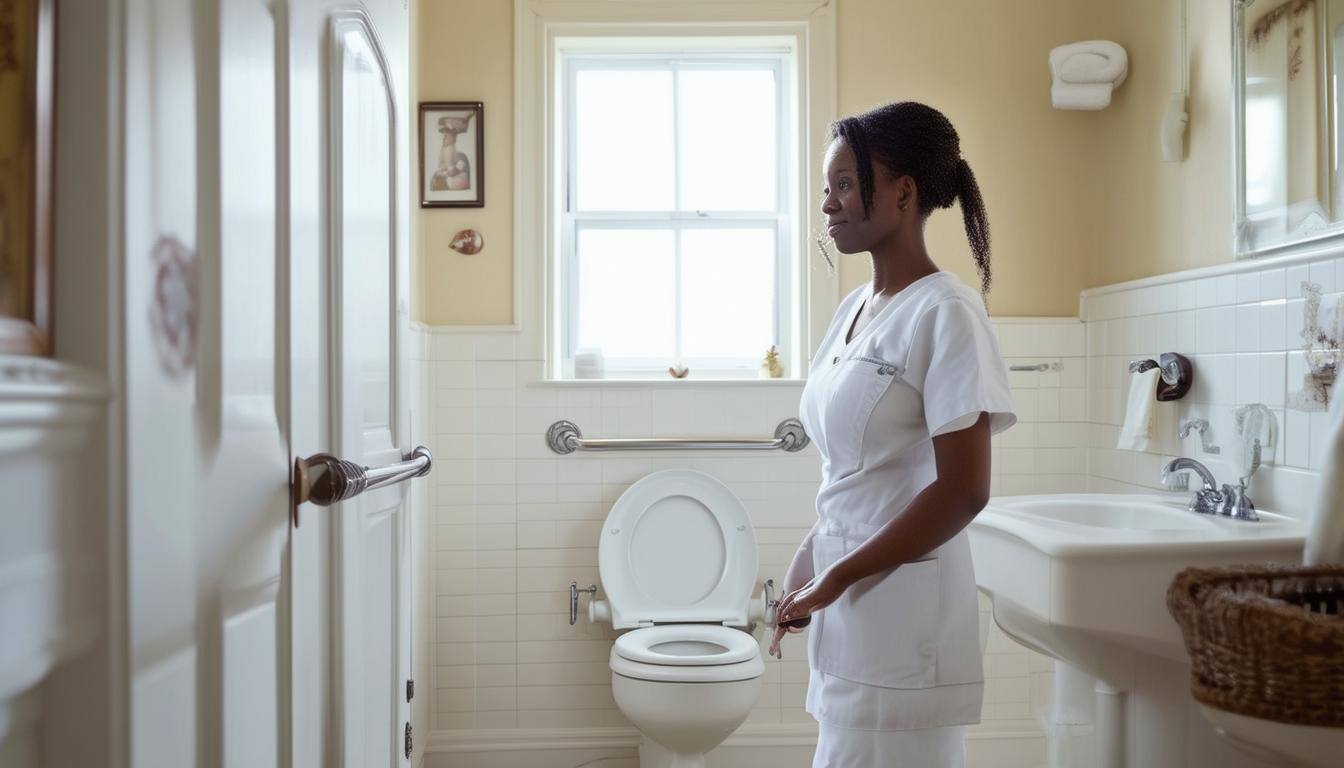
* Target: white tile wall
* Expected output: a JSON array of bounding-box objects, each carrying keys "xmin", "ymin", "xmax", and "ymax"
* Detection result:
[
  {"xmin": 420, "ymin": 319, "xmax": 1081, "ymax": 735},
  {"xmin": 1081, "ymin": 255, "xmax": 1336, "ymax": 510}
]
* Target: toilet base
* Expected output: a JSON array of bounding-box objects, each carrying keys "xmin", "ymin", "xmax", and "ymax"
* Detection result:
[{"xmin": 638, "ymin": 735, "xmax": 706, "ymax": 768}]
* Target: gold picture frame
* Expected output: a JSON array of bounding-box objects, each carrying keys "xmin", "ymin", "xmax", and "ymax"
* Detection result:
[{"xmin": 0, "ymin": 0, "xmax": 55, "ymax": 355}]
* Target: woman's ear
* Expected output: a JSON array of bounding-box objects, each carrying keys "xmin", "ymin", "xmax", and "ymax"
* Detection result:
[{"xmin": 895, "ymin": 175, "xmax": 917, "ymax": 213}]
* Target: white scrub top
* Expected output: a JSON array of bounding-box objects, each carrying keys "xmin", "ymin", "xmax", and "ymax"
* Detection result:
[{"xmin": 798, "ymin": 270, "xmax": 1016, "ymax": 732}]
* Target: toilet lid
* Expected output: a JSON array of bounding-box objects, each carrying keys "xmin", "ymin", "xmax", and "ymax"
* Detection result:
[{"xmin": 599, "ymin": 469, "xmax": 758, "ymax": 629}]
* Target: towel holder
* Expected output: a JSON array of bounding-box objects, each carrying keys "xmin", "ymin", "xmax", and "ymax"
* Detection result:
[{"xmin": 1129, "ymin": 353, "xmax": 1193, "ymax": 401}]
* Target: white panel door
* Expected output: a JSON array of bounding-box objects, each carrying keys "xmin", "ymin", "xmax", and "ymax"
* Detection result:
[
  {"xmin": 123, "ymin": 0, "xmax": 296, "ymax": 766},
  {"xmin": 328, "ymin": 9, "xmax": 413, "ymax": 768}
]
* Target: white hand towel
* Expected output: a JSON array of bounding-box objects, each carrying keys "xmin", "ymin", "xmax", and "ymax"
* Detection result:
[
  {"xmin": 1116, "ymin": 368, "xmax": 1160, "ymax": 451},
  {"xmin": 1049, "ymin": 40, "xmax": 1128, "ymax": 111},
  {"xmin": 1305, "ymin": 386, "xmax": 1344, "ymax": 565},
  {"xmin": 1052, "ymin": 82, "xmax": 1116, "ymax": 111}
]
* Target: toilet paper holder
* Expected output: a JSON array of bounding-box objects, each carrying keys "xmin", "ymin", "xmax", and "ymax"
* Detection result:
[
  {"xmin": 571, "ymin": 581, "xmax": 597, "ymax": 626},
  {"xmin": 1129, "ymin": 352, "xmax": 1193, "ymax": 401}
]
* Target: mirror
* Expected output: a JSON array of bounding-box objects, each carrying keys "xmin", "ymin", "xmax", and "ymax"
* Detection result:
[{"xmin": 1234, "ymin": 0, "xmax": 1344, "ymax": 256}]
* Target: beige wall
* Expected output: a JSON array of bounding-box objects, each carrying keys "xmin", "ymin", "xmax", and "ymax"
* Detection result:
[
  {"xmin": 1086, "ymin": 0, "xmax": 1232, "ymax": 288},
  {"xmin": 417, "ymin": 0, "xmax": 515, "ymax": 325},
  {"xmin": 414, "ymin": 0, "xmax": 1237, "ymax": 323}
]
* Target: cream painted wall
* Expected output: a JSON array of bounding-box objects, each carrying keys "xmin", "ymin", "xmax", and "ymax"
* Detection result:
[
  {"xmin": 412, "ymin": 0, "xmax": 1239, "ymax": 323},
  {"xmin": 1086, "ymin": 0, "xmax": 1233, "ymax": 288},
  {"xmin": 417, "ymin": 0, "xmax": 515, "ymax": 325}
]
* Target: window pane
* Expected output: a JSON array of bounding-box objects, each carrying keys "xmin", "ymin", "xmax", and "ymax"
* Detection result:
[
  {"xmin": 576, "ymin": 229, "xmax": 676, "ymax": 357},
  {"xmin": 574, "ymin": 69, "xmax": 675, "ymax": 211},
  {"xmin": 677, "ymin": 69, "xmax": 777, "ymax": 211},
  {"xmin": 679, "ymin": 228, "xmax": 775, "ymax": 359}
]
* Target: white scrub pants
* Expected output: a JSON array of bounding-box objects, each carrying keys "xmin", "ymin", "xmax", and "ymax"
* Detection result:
[{"xmin": 812, "ymin": 723, "xmax": 966, "ymax": 768}]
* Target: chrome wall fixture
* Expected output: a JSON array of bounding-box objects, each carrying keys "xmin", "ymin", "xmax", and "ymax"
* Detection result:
[
  {"xmin": 1009, "ymin": 362, "xmax": 1063, "ymax": 372},
  {"xmin": 545, "ymin": 418, "xmax": 811, "ymax": 455}
]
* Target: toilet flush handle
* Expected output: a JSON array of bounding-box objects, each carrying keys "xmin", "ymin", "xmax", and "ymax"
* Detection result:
[{"xmin": 570, "ymin": 581, "xmax": 597, "ymax": 626}]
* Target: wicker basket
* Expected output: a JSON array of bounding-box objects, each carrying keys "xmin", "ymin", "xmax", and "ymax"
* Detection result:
[{"xmin": 1167, "ymin": 564, "xmax": 1344, "ymax": 727}]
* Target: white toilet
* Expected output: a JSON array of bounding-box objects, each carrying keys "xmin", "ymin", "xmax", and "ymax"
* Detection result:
[{"xmin": 585, "ymin": 469, "xmax": 767, "ymax": 768}]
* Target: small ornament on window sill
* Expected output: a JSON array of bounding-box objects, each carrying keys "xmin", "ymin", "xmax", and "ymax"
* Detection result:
[
  {"xmin": 759, "ymin": 345, "xmax": 784, "ymax": 378},
  {"xmin": 667, "ymin": 363, "xmax": 689, "ymax": 379}
]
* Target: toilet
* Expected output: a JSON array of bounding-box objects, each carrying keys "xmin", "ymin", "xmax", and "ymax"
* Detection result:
[{"xmin": 586, "ymin": 469, "xmax": 767, "ymax": 768}]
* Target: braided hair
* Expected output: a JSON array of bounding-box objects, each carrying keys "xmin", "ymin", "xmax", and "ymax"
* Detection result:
[{"xmin": 826, "ymin": 102, "xmax": 992, "ymax": 297}]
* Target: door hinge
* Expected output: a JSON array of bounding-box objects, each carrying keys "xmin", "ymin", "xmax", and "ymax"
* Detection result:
[
  {"xmin": 404, "ymin": 722, "xmax": 413, "ymax": 759},
  {"xmin": 406, "ymin": 678, "xmax": 414, "ymax": 702}
]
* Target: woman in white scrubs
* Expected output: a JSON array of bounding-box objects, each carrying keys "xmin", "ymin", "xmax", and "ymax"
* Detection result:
[{"xmin": 771, "ymin": 102, "xmax": 1016, "ymax": 767}]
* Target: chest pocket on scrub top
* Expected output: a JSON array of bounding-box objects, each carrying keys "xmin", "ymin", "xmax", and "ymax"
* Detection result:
[{"xmin": 823, "ymin": 356, "xmax": 901, "ymax": 476}]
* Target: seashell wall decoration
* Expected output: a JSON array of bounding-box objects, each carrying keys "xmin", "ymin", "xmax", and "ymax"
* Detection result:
[{"xmin": 449, "ymin": 228, "xmax": 483, "ymax": 255}]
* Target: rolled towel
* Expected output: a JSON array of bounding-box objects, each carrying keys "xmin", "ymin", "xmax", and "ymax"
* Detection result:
[
  {"xmin": 1050, "ymin": 40, "xmax": 1128, "ymax": 110},
  {"xmin": 1052, "ymin": 83, "xmax": 1116, "ymax": 111},
  {"xmin": 1116, "ymin": 367, "xmax": 1160, "ymax": 451},
  {"xmin": 1305, "ymin": 387, "xmax": 1344, "ymax": 565}
]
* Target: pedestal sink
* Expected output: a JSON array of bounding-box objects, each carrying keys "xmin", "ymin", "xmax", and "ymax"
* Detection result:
[{"xmin": 969, "ymin": 493, "xmax": 1306, "ymax": 768}]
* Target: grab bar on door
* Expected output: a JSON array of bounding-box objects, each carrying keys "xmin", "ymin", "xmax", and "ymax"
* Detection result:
[
  {"xmin": 291, "ymin": 445, "xmax": 433, "ymax": 526},
  {"xmin": 545, "ymin": 419, "xmax": 810, "ymax": 454}
]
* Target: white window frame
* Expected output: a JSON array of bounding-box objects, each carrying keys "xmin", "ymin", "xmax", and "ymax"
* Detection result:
[
  {"xmin": 561, "ymin": 52, "xmax": 790, "ymax": 377},
  {"xmin": 514, "ymin": 0, "xmax": 837, "ymax": 382}
]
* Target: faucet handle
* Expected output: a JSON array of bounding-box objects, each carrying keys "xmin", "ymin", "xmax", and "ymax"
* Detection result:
[{"xmin": 1220, "ymin": 481, "xmax": 1260, "ymax": 522}]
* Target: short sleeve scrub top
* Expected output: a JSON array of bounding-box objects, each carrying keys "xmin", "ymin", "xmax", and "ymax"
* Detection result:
[{"xmin": 797, "ymin": 271, "xmax": 1016, "ymax": 768}]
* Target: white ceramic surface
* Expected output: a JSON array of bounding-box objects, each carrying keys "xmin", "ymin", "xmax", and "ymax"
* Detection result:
[
  {"xmin": 1200, "ymin": 705, "xmax": 1344, "ymax": 768},
  {"xmin": 970, "ymin": 493, "xmax": 1308, "ymax": 768},
  {"xmin": 599, "ymin": 469, "xmax": 759, "ymax": 629}
]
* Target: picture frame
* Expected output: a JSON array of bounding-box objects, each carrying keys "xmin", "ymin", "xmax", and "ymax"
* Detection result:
[
  {"xmin": 419, "ymin": 101, "xmax": 484, "ymax": 208},
  {"xmin": 0, "ymin": 0, "xmax": 56, "ymax": 355}
]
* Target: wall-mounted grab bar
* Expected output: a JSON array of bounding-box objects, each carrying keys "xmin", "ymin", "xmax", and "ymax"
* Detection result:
[{"xmin": 546, "ymin": 418, "xmax": 810, "ymax": 454}]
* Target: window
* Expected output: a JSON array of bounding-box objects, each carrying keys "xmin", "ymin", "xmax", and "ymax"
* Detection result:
[
  {"xmin": 514, "ymin": 2, "xmax": 837, "ymax": 381},
  {"xmin": 560, "ymin": 53, "xmax": 790, "ymax": 377}
]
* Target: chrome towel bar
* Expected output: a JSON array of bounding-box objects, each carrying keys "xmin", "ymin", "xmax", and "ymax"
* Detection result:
[
  {"xmin": 1009, "ymin": 362, "xmax": 1062, "ymax": 372},
  {"xmin": 545, "ymin": 418, "xmax": 810, "ymax": 454}
]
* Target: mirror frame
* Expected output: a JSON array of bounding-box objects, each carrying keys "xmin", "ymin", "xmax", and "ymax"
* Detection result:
[{"xmin": 1234, "ymin": 0, "xmax": 1339, "ymax": 258}]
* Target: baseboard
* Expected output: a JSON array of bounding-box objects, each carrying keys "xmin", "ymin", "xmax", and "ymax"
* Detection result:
[{"xmin": 425, "ymin": 720, "xmax": 1046, "ymax": 768}]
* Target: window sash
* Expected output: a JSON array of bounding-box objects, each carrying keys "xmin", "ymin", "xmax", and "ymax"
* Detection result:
[{"xmin": 560, "ymin": 52, "xmax": 791, "ymax": 375}]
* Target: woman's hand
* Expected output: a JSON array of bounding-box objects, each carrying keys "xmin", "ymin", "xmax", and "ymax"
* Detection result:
[
  {"xmin": 774, "ymin": 565, "xmax": 850, "ymax": 630},
  {"xmin": 767, "ymin": 622, "xmax": 806, "ymax": 660}
]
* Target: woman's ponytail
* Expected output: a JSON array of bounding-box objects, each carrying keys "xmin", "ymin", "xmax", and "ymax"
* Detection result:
[{"xmin": 955, "ymin": 159, "xmax": 992, "ymax": 299}]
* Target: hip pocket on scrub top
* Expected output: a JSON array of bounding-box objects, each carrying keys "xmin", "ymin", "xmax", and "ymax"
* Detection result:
[
  {"xmin": 823, "ymin": 357, "xmax": 901, "ymax": 475},
  {"xmin": 813, "ymin": 545, "xmax": 940, "ymax": 689}
]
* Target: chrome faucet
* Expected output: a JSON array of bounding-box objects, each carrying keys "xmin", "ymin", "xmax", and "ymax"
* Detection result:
[{"xmin": 1161, "ymin": 457, "xmax": 1223, "ymax": 515}]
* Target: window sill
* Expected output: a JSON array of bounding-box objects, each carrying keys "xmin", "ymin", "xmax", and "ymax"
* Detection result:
[{"xmin": 532, "ymin": 377, "xmax": 807, "ymax": 387}]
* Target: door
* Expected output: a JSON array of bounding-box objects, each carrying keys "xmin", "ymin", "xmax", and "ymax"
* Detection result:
[
  {"xmin": 123, "ymin": 1, "xmax": 411, "ymax": 766},
  {"xmin": 124, "ymin": 0, "xmax": 293, "ymax": 766},
  {"xmin": 326, "ymin": 10, "xmax": 414, "ymax": 767}
]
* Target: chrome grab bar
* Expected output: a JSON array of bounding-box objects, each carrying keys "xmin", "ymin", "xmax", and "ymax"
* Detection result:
[
  {"xmin": 545, "ymin": 418, "xmax": 810, "ymax": 454},
  {"xmin": 1009, "ymin": 362, "xmax": 1062, "ymax": 372},
  {"xmin": 291, "ymin": 445, "xmax": 433, "ymax": 526}
]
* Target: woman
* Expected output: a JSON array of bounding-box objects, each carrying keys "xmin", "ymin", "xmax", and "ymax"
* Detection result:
[{"xmin": 771, "ymin": 102, "xmax": 1016, "ymax": 767}]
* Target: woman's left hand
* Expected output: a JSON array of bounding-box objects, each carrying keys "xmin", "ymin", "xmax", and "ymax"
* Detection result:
[{"xmin": 775, "ymin": 565, "xmax": 849, "ymax": 625}]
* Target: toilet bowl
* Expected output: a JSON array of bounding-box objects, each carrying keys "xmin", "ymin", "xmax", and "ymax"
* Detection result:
[{"xmin": 586, "ymin": 470, "xmax": 766, "ymax": 768}]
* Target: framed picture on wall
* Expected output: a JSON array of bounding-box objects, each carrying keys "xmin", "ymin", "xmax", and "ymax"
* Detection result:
[
  {"xmin": 0, "ymin": 0, "xmax": 56, "ymax": 355},
  {"xmin": 419, "ymin": 101, "xmax": 484, "ymax": 208}
]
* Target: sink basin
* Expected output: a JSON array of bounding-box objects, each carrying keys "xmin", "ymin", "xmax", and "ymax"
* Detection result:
[
  {"xmin": 970, "ymin": 493, "xmax": 1308, "ymax": 768},
  {"xmin": 1002, "ymin": 496, "xmax": 1212, "ymax": 530}
]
